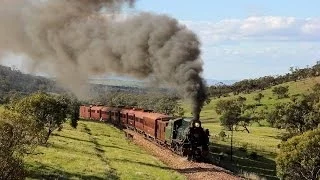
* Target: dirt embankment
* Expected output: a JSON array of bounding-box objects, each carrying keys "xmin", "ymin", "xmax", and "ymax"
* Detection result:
[{"xmin": 124, "ymin": 129, "xmax": 241, "ymax": 180}]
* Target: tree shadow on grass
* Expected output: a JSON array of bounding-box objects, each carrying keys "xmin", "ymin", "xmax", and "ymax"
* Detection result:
[
  {"xmin": 52, "ymin": 133, "xmax": 143, "ymax": 155},
  {"xmin": 26, "ymin": 162, "xmax": 119, "ymax": 180},
  {"xmin": 209, "ymin": 142, "xmax": 278, "ymax": 180}
]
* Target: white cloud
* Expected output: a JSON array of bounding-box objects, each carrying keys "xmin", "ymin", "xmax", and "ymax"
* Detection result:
[
  {"xmin": 181, "ymin": 17, "xmax": 320, "ymax": 79},
  {"xmin": 182, "ymin": 16, "xmax": 320, "ymax": 45}
]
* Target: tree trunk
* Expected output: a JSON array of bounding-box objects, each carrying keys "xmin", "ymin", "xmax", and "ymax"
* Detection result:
[
  {"xmin": 243, "ymin": 126, "xmax": 250, "ymax": 133},
  {"xmin": 45, "ymin": 129, "xmax": 52, "ymax": 144},
  {"xmin": 230, "ymin": 127, "xmax": 233, "ymax": 161}
]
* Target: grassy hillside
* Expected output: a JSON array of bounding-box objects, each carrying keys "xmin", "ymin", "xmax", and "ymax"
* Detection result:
[
  {"xmin": 182, "ymin": 76, "xmax": 320, "ymax": 179},
  {"xmin": 184, "ymin": 76, "xmax": 320, "ymax": 148},
  {"xmin": 25, "ymin": 121, "xmax": 185, "ymax": 180}
]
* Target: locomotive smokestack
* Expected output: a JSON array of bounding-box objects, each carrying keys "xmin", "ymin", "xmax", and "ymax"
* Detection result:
[{"xmin": 0, "ymin": 0, "xmax": 207, "ymax": 119}]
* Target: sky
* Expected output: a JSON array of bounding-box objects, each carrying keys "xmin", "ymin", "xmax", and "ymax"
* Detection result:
[
  {"xmin": 1, "ymin": 0, "xmax": 320, "ymax": 80},
  {"xmin": 133, "ymin": 0, "xmax": 320, "ymax": 80}
]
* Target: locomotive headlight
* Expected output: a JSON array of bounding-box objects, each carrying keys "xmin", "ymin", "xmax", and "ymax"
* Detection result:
[{"xmin": 195, "ymin": 122, "xmax": 200, "ymax": 127}]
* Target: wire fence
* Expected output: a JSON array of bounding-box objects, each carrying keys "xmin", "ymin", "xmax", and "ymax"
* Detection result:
[{"xmin": 210, "ymin": 135, "xmax": 279, "ymax": 155}]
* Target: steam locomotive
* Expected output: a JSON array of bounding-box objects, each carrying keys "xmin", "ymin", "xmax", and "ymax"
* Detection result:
[{"xmin": 79, "ymin": 105, "xmax": 210, "ymax": 161}]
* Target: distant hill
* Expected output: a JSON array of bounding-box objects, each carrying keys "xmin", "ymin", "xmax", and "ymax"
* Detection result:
[
  {"xmin": 0, "ymin": 65, "xmax": 63, "ymax": 103},
  {"xmin": 89, "ymin": 76, "xmax": 237, "ymax": 87},
  {"xmin": 89, "ymin": 77, "xmax": 146, "ymax": 87},
  {"xmin": 205, "ymin": 79, "xmax": 238, "ymax": 86}
]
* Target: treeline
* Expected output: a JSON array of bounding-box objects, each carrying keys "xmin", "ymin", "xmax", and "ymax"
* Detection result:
[
  {"xmin": 0, "ymin": 65, "xmax": 178, "ymax": 105},
  {"xmin": 88, "ymin": 91, "xmax": 184, "ymax": 116},
  {"xmin": 88, "ymin": 83, "xmax": 175, "ymax": 98},
  {"xmin": 0, "ymin": 65, "xmax": 64, "ymax": 103},
  {"xmin": 208, "ymin": 62, "xmax": 320, "ymax": 97}
]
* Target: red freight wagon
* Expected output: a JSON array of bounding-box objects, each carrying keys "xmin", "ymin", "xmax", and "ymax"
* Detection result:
[
  {"xmin": 156, "ymin": 119, "xmax": 171, "ymax": 143},
  {"xmin": 79, "ymin": 105, "xmax": 91, "ymax": 119},
  {"xmin": 120, "ymin": 108, "xmax": 131, "ymax": 126},
  {"xmin": 133, "ymin": 110, "xmax": 145, "ymax": 133},
  {"xmin": 143, "ymin": 113, "xmax": 171, "ymax": 139},
  {"xmin": 79, "ymin": 106, "xmax": 86, "ymax": 119},
  {"xmin": 110, "ymin": 107, "xmax": 121, "ymax": 125},
  {"xmin": 101, "ymin": 106, "xmax": 112, "ymax": 121},
  {"xmin": 91, "ymin": 106, "xmax": 103, "ymax": 120},
  {"xmin": 127, "ymin": 109, "xmax": 136, "ymax": 129}
]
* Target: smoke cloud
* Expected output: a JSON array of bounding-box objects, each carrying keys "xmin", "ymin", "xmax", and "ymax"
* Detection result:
[{"xmin": 0, "ymin": 0, "xmax": 207, "ymax": 120}]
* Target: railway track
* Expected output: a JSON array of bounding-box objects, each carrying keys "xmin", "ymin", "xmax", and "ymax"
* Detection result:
[{"xmin": 124, "ymin": 129, "xmax": 241, "ymax": 180}]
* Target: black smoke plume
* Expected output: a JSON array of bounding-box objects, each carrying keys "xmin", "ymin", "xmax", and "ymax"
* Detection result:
[{"xmin": 0, "ymin": 0, "xmax": 207, "ymax": 120}]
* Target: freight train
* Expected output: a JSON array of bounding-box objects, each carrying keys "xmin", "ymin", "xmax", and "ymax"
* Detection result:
[{"xmin": 79, "ymin": 105, "xmax": 210, "ymax": 161}]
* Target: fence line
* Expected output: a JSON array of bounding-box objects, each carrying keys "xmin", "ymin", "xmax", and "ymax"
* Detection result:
[{"xmin": 210, "ymin": 135, "xmax": 278, "ymax": 154}]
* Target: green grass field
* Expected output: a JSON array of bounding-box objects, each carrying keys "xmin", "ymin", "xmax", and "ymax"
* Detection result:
[
  {"xmin": 19, "ymin": 76, "xmax": 320, "ymax": 179},
  {"xmin": 181, "ymin": 76, "xmax": 320, "ymax": 179},
  {"xmin": 25, "ymin": 121, "xmax": 185, "ymax": 180}
]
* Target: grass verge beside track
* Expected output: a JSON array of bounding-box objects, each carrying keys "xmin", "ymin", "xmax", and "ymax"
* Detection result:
[{"xmin": 25, "ymin": 120, "xmax": 185, "ymax": 180}]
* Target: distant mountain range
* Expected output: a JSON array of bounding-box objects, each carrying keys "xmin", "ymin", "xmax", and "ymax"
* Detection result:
[{"xmin": 205, "ymin": 79, "xmax": 238, "ymax": 86}]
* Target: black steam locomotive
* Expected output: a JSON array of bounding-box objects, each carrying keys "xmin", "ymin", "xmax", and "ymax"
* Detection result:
[{"xmin": 165, "ymin": 118, "xmax": 210, "ymax": 161}]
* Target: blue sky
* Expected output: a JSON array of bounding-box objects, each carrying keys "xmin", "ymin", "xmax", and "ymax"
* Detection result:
[
  {"xmin": 135, "ymin": 0, "xmax": 320, "ymax": 21},
  {"xmin": 133, "ymin": 0, "xmax": 320, "ymax": 80}
]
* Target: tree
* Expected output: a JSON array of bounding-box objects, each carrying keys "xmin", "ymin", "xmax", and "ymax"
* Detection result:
[
  {"xmin": 312, "ymin": 83, "xmax": 320, "ymax": 94},
  {"xmin": 205, "ymin": 97, "xmax": 212, "ymax": 105},
  {"xmin": 272, "ymin": 86, "xmax": 289, "ymax": 99},
  {"xmin": 237, "ymin": 96, "xmax": 246, "ymax": 104},
  {"xmin": 57, "ymin": 93, "xmax": 81, "ymax": 128},
  {"xmin": 12, "ymin": 92, "xmax": 70, "ymax": 143},
  {"xmin": 254, "ymin": 93, "xmax": 264, "ymax": 104},
  {"xmin": 267, "ymin": 91, "xmax": 320, "ymax": 139},
  {"xmin": 216, "ymin": 99, "xmax": 241, "ymax": 161},
  {"xmin": 0, "ymin": 109, "xmax": 41, "ymax": 179},
  {"xmin": 215, "ymin": 98, "xmax": 253, "ymax": 160},
  {"xmin": 216, "ymin": 98, "xmax": 252, "ymax": 133},
  {"xmin": 276, "ymin": 128, "xmax": 320, "ymax": 180}
]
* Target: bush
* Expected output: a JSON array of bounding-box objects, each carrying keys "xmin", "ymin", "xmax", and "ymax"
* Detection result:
[
  {"xmin": 219, "ymin": 131, "xmax": 227, "ymax": 141},
  {"xmin": 276, "ymin": 128, "xmax": 320, "ymax": 180},
  {"xmin": 0, "ymin": 156, "xmax": 25, "ymax": 180},
  {"xmin": 0, "ymin": 110, "xmax": 41, "ymax": 179},
  {"xmin": 248, "ymin": 152, "xmax": 258, "ymax": 160},
  {"xmin": 272, "ymin": 86, "xmax": 289, "ymax": 99}
]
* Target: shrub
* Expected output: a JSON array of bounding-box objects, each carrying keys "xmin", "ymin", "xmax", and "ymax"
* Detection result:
[
  {"xmin": 0, "ymin": 110, "xmax": 41, "ymax": 179},
  {"xmin": 272, "ymin": 86, "xmax": 289, "ymax": 99},
  {"xmin": 248, "ymin": 152, "xmax": 258, "ymax": 160},
  {"xmin": 276, "ymin": 128, "xmax": 320, "ymax": 180},
  {"xmin": 219, "ymin": 131, "xmax": 227, "ymax": 141}
]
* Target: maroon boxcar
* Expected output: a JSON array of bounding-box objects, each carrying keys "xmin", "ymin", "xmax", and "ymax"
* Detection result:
[
  {"xmin": 156, "ymin": 119, "xmax": 171, "ymax": 143},
  {"xmin": 133, "ymin": 111, "xmax": 145, "ymax": 133},
  {"xmin": 120, "ymin": 108, "xmax": 131, "ymax": 126},
  {"xmin": 127, "ymin": 109, "xmax": 136, "ymax": 129},
  {"xmin": 143, "ymin": 112, "xmax": 171, "ymax": 141},
  {"xmin": 79, "ymin": 105, "xmax": 91, "ymax": 119},
  {"xmin": 101, "ymin": 106, "xmax": 112, "ymax": 121},
  {"xmin": 110, "ymin": 107, "xmax": 121, "ymax": 125},
  {"xmin": 91, "ymin": 106, "xmax": 103, "ymax": 120}
]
